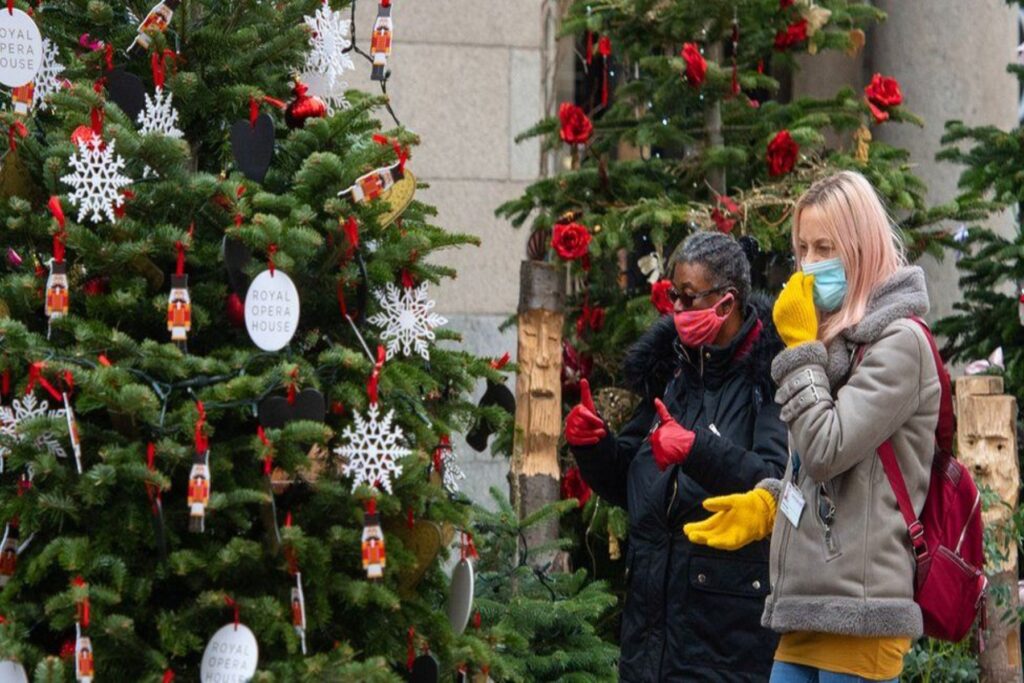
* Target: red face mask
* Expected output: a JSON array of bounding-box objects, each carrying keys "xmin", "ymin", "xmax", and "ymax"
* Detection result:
[{"xmin": 673, "ymin": 293, "xmax": 734, "ymax": 348}]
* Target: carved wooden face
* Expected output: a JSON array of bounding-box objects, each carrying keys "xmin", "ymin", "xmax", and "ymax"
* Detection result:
[{"xmin": 519, "ymin": 310, "xmax": 561, "ymax": 399}]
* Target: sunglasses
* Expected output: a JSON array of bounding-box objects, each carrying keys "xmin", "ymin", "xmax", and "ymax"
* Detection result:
[{"xmin": 667, "ymin": 286, "xmax": 728, "ymax": 309}]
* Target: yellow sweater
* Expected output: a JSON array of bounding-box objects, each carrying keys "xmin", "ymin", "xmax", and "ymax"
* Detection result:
[{"xmin": 775, "ymin": 632, "xmax": 911, "ymax": 681}]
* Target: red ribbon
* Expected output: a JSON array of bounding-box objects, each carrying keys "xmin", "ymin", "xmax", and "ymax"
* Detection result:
[
  {"xmin": 7, "ymin": 121, "xmax": 26, "ymax": 152},
  {"xmin": 249, "ymin": 96, "xmax": 285, "ymax": 127},
  {"xmin": 730, "ymin": 22, "xmax": 741, "ymax": 97},
  {"xmin": 1, "ymin": 369, "xmax": 8, "ymax": 398},
  {"xmin": 150, "ymin": 49, "xmax": 176, "ymax": 89},
  {"xmin": 400, "ymin": 269, "xmax": 414, "ymax": 289},
  {"xmin": 473, "ymin": 610, "xmax": 482, "ymax": 630},
  {"xmin": 586, "ymin": 31, "xmax": 593, "ymax": 65},
  {"xmin": 145, "ymin": 442, "xmax": 161, "ymax": 510},
  {"xmin": 48, "ymin": 195, "xmax": 66, "ymax": 229},
  {"xmin": 461, "ymin": 531, "xmax": 479, "ymax": 561},
  {"xmin": 257, "ymin": 426, "xmax": 273, "ymax": 475},
  {"xmin": 336, "ymin": 280, "xmax": 348, "ymax": 317},
  {"xmin": 372, "ymin": 133, "xmax": 408, "ymax": 173},
  {"xmin": 62, "ymin": 370, "xmax": 74, "ymax": 396},
  {"xmin": 26, "ymin": 362, "xmax": 62, "ymax": 402},
  {"xmin": 365, "ymin": 497, "xmax": 377, "ymax": 516},
  {"xmin": 223, "ymin": 596, "xmax": 240, "ymax": 629},
  {"xmin": 342, "ymin": 216, "xmax": 359, "ymax": 262},
  {"xmin": 490, "ymin": 352, "xmax": 511, "ymax": 370},
  {"xmin": 267, "ymin": 244, "xmax": 277, "ymax": 276},
  {"xmin": 194, "ymin": 401, "xmax": 208, "ymax": 453},
  {"xmin": 103, "ymin": 43, "xmax": 113, "ymax": 72},
  {"xmin": 287, "ymin": 368, "xmax": 298, "ymax": 405},
  {"xmin": 174, "ymin": 241, "xmax": 186, "ymax": 276},
  {"xmin": 366, "ymin": 345, "xmax": 385, "ymax": 405},
  {"xmin": 72, "ymin": 576, "xmax": 90, "ymax": 628},
  {"xmin": 162, "ymin": 671, "xmax": 175, "ymax": 683},
  {"xmin": 598, "ymin": 36, "xmax": 612, "ymax": 106},
  {"xmin": 6, "ymin": 1, "xmax": 12, "ymax": 15},
  {"xmin": 97, "ymin": 354, "xmax": 112, "ymax": 367}
]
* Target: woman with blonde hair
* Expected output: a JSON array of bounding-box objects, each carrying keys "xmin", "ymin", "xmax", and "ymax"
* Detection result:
[{"xmin": 684, "ymin": 170, "xmax": 940, "ymax": 682}]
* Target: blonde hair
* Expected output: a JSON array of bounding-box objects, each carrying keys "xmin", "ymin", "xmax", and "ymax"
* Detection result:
[{"xmin": 792, "ymin": 171, "xmax": 906, "ymax": 344}]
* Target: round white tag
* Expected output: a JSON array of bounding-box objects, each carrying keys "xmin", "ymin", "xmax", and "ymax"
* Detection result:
[
  {"xmin": 200, "ymin": 623, "xmax": 258, "ymax": 682},
  {"xmin": 0, "ymin": 9, "xmax": 41, "ymax": 87},
  {"xmin": 447, "ymin": 557, "xmax": 475, "ymax": 635},
  {"xmin": 0, "ymin": 660, "xmax": 27, "ymax": 683},
  {"xmin": 244, "ymin": 269, "xmax": 300, "ymax": 351}
]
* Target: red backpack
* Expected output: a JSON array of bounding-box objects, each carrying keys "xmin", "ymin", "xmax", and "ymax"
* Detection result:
[{"xmin": 861, "ymin": 317, "xmax": 986, "ymax": 643}]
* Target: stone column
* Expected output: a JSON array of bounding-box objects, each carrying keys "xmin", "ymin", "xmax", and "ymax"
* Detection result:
[{"xmin": 869, "ymin": 0, "xmax": 1018, "ymax": 321}]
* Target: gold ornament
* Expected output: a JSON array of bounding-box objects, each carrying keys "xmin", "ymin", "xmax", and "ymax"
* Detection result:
[
  {"xmin": 799, "ymin": 1, "xmax": 832, "ymax": 36},
  {"xmin": 377, "ymin": 170, "xmax": 416, "ymax": 227},
  {"xmin": 608, "ymin": 526, "xmax": 621, "ymax": 560},
  {"xmin": 386, "ymin": 518, "xmax": 455, "ymax": 598}
]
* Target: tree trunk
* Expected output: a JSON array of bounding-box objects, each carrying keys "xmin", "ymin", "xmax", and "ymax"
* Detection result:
[
  {"xmin": 511, "ymin": 260, "xmax": 567, "ymax": 571},
  {"xmin": 956, "ymin": 376, "xmax": 1022, "ymax": 683}
]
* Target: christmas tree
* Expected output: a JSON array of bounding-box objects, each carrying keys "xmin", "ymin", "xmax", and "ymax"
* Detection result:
[
  {"xmin": 497, "ymin": 0, "xmax": 955, "ymax": 581},
  {"xmin": 0, "ymin": 0, "xmax": 524, "ymax": 679}
]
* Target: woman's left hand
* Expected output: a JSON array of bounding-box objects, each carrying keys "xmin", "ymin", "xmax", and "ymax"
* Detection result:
[{"xmin": 773, "ymin": 271, "xmax": 818, "ymax": 348}]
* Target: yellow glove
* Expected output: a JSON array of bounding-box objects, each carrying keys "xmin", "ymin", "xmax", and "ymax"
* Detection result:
[
  {"xmin": 773, "ymin": 271, "xmax": 818, "ymax": 348},
  {"xmin": 683, "ymin": 489, "xmax": 777, "ymax": 551}
]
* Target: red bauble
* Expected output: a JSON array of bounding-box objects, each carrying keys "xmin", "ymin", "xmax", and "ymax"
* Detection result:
[
  {"xmin": 226, "ymin": 292, "xmax": 245, "ymax": 327},
  {"xmin": 285, "ymin": 80, "xmax": 327, "ymax": 129}
]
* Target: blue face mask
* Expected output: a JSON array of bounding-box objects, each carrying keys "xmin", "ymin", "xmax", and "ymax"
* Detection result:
[{"xmin": 802, "ymin": 258, "xmax": 847, "ymax": 312}]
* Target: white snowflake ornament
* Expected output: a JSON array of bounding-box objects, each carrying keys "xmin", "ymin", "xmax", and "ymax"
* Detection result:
[
  {"xmin": 304, "ymin": 4, "xmax": 355, "ymax": 89},
  {"xmin": 138, "ymin": 86, "xmax": 182, "ymax": 178},
  {"xmin": 32, "ymin": 38, "xmax": 65, "ymax": 112},
  {"xmin": 334, "ymin": 403, "xmax": 410, "ymax": 494},
  {"xmin": 0, "ymin": 393, "xmax": 68, "ymax": 474},
  {"xmin": 368, "ymin": 282, "xmax": 447, "ymax": 360},
  {"xmin": 61, "ymin": 138, "xmax": 132, "ymax": 224}
]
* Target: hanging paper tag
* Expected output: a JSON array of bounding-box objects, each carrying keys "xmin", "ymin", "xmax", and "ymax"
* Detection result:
[
  {"xmin": 63, "ymin": 392, "xmax": 83, "ymax": 474},
  {"xmin": 779, "ymin": 481, "xmax": 805, "ymax": 529},
  {"xmin": 244, "ymin": 269, "xmax": 299, "ymax": 351},
  {"xmin": 447, "ymin": 556, "xmax": 475, "ymax": 635},
  {"xmin": 187, "ymin": 450, "xmax": 210, "ymax": 533},
  {"xmin": 291, "ymin": 573, "xmax": 307, "ymax": 655},
  {"xmin": 75, "ymin": 633, "xmax": 94, "ymax": 683},
  {"xmin": 0, "ymin": 661, "xmax": 28, "ymax": 683},
  {"xmin": 0, "ymin": 9, "xmax": 42, "ymax": 87},
  {"xmin": 200, "ymin": 623, "xmax": 259, "ymax": 681}
]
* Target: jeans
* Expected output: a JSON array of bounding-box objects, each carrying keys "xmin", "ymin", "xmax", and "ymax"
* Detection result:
[{"xmin": 769, "ymin": 661, "xmax": 898, "ymax": 683}]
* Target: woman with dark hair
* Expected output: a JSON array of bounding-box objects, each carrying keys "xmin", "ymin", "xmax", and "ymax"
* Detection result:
[{"xmin": 566, "ymin": 231, "xmax": 787, "ymax": 681}]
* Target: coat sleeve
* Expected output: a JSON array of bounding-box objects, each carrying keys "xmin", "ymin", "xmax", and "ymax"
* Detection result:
[
  {"xmin": 679, "ymin": 388, "xmax": 789, "ymax": 495},
  {"xmin": 771, "ymin": 319, "xmax": 936, "ymax": 483},
  {"xmin": 572, "ymin": 401, "xmax": 656, "ymax": 509}
]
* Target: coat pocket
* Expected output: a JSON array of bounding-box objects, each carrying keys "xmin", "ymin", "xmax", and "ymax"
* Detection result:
[{"xmin": 677, "ymin": 554, "xmax": 776, "ymax": 675}]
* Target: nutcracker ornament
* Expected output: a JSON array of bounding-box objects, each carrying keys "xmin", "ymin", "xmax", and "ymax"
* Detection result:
[
  {"xmin": 64, "ymin": 390, "xmax": 83, "ymax": 474},
  {"xmin": 11, "ymin": 83, "xmax": 33, "ymax": 116},
  {"xmin": 369, "ymin": 0, "xmax": 393, "ymax": 81},
  {"xmin": 290, "ymin": 579, "xmax": 307, "ymax": 654},
  {"xmin": 127, "ymin": 0, "xmax": 181, "ymax": 57},
  {"xmin": 0, "ymin": 521, "xmax": 19, "ymax": 587},
  {"xmin": 361, "ymin": 497, "xmax": 386, "ymax": 580},
  {"xmin": 75, "ymin": 635, "xmax": 94, "ymax": 683},
  {"xmin": 167, "ymin": 274, "xmax": 191, "ymax": 349},
  {"xmin": 337, "ymin": 160, "xmax": 405, "ymax": 204},
  {"xmin": 44, "ymin": 260, "xmax": 69, "ymax": 336},
  {"xmin": 187, "ymin": 451, "xmax": 210, "ymax": 533}
]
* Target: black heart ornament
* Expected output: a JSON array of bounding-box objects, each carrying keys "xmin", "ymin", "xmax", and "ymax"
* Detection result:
[
  {"xmin": 106, "ymin": 68, "xmax": 147, "ymax": 121},
  {"xmin": 230, "ymin": 113, "xmax": 275, "ymax": 183},
  {"xmin": 221, "ymin": 235, "xmax": 253, "ymax": 295},
  {"xmin": 465, "ymin": 379, "xmax": 516, "ymax": 452},
  {"xmin": 258, "ymin": 388, "xmax": 326, "ymax": 430}
]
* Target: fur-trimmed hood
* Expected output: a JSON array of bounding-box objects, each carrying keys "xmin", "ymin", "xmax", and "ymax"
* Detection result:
[{"xmin": 623, "ymin": 291, "xmax": 782, "ymax": 400}]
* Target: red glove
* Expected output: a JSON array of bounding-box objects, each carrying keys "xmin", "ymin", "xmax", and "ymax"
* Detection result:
[
  {"xmin": 565, "ymin": 379, "xmax": 607, "ymax": 447},
  {"xmin": 651, "ymin": 398, "xmax": 696, "ymax": 471}
]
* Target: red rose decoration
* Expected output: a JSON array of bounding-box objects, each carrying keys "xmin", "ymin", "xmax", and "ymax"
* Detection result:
[
  {"xmin": 681, "ymin": 43, "xmax": 707, "ymax": 88},
  {"xmin": 650, "ymin": 280, "xmax": 674, "ymax": 316},
  {"xmin": 766, "ymin": 130, "xmax": 799, "ymax": 177},
  {"xmin": 561, "ymin": 466, "xmax": 592, "ymax": 509},
  {"xmin": 551, "ymin": 222, "xmax": 592, "ymax": 261},
  {"xmin": 774, "ymin": 19, "xmax": 808, "ymax": 51},
  {"xmin": 864, "ymin": 73, "xmax": 903, "ymax": 123},
  {"xmin": 575, "ymin": 304, "xmax": 606, "ymax": 337},
  {"xmin": 559, "ymin": 102, "xmax": 593, "ymax": 145}
]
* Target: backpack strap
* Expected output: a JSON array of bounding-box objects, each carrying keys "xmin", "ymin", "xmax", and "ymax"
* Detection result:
[{"xmin": 871, "ymin": 317, "xmax": 954, "ymax": 566}]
